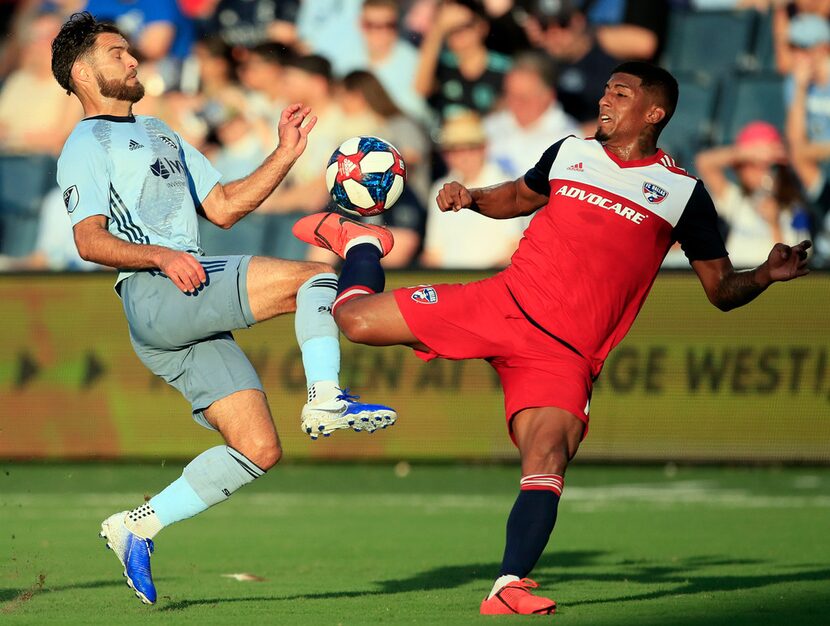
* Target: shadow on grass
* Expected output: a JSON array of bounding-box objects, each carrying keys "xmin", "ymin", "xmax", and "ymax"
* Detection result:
[{"xmin": 158, "ymin": 550, "xmax": 830, "ymax": 620}]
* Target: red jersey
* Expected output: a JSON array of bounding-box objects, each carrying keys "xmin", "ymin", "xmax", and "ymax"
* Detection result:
[{"xmin": 501, "ymin": 136, "xmax": 727, "ymax": 378}]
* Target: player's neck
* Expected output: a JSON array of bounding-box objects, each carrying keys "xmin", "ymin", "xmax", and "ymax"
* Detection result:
[
  {"xmin": 81, "ymin": 96, "xmax": 134, "ymax": 119},
  {"xmin": 602, "ymin": 133, "xmax": 658, "ymax": 162}
]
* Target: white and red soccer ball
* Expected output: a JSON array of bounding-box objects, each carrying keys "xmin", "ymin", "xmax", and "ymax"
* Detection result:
[{"xmin": 325, "ymin": 136, "xmax": 407, "ymax": 217}]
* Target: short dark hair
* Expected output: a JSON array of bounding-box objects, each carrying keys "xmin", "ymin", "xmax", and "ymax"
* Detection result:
[
  {"xmin": 247, "ymin": 42, "xmax": 291, "ymax": 66},
  {"xmin": 283, "ymin": 54, "xmax": 332, "ymax": 82},
  {"xmin": 612, "ymin": 61, "xmax": 678, "ymax": 132},
  {"xmin": 51, "ymin": 12, "xmax": 122, "ymax": 95}
]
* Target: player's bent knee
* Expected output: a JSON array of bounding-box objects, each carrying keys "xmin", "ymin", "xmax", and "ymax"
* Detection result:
[
  {"xmin": 238, "ymin": 438, "xmax": 282, "ymax": 471},
  {"xmin": 521, "ymin": 447, "xmax": 570, "ymax": 476},
  {"xmin": 334, "ymin": 304, "xmax": 373, "ymax": 345}
]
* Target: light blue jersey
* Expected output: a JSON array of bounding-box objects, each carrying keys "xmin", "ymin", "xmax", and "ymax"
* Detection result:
[{"xmin": 57, "ymin": 114, "xmax": 221, "ymax": 285}]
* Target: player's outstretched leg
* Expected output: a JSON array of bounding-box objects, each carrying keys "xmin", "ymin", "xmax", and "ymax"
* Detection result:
[
  {"xmin": 481, "ymin": 407, "xmax": 584, "ymax": 615},
  {"xmin": 293, "ymin": 271, "xmax": 396, "ymax": 439}
]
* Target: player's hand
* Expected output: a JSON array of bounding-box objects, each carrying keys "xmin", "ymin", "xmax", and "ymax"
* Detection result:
[
  {"xmin": 436, "ymin": 181, "xmax": 474, "ymax": 212},
  {"xmin": 276, "ymin": 103, "xmax": 317, "ymax": 162},
  {"xmin": 765, "ymin": 240, "xmax": 811, "ymax": 283},
  {"xmin": 158, "ymin": 249, "xmax": 207, "ymax": 294}
]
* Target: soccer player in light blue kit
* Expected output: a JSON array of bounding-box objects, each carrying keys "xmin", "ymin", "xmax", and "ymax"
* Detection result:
[{"xmin": 51, "ymin": 12, "xmax": 396, "ymax": 605}]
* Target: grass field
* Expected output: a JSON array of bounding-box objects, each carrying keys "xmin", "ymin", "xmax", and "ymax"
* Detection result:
[{"xmin": 1, "ymin": 463, "xmax": 829, "ymax": 624}]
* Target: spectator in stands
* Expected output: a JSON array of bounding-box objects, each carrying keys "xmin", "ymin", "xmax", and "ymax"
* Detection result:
[
  {"xmin": 192, "ymin": 36, "xmax": 248, "ymax": 132},
  {"xmin": 414, "ymin": 0, "xmax": 511, "ymax": 121},
  {"xmin": 333, "ymin": 0, "xmax": 428, "ymax": 123},
  {"xmin": 198, "ymin": 0, "xmax": 301, "ymax": 48},
  {"xmin": 0, "ymin": 11, "xmax": 83, "ymax": 260},
  {"xmin": 194, "ymin": 36, "xmax": 245, "ymax": 106},
  {"xmin": 337, "ymin": 70, "xmax": 429, "ymax": 268},
  {"xmin": 773, "ymin": 0, "xmax": 830, "ymax": 74},
  {"xmin": 0, "ymin": 188, "xmax": 104, "ymax": 271},
  {"xmin": 570, "ymin": 0, "xmax": 668, "ymax": 61},
  {"xmin": 257, "ymin": 54, "xmax": 347, "ymax": 260},
  {"xmin": 483, "ymin": 51, "xmax": 579, "ymax": 179},
  {"xmin": 296, "ymin": 0, "xmax": 363, "ymax": 66},
  {"xmin": 340, "ymin": 70, "xmax": 431, "ymax": 203},
  {"xmin": 404, "ymin": 0, "xmax": 532, "ymax": 55},
  {"xmin": 83, "ymin": 0, "xmax": 195, "ymax": 89},
  {"xmin": 788, "ymin": 47, "xmax": 830, "ymax": 265},
  {"xmin": 237, "ymin": 42, "xmax": 289, "ymax": 147},
  {"xmin": 524, "ymin": 1, "xmax": 617, "ymax": 131},
  {"xmin": 696, "ymin": 121, "xmax": 811, "ymax": 268},
  {"xmin": 0, "ymin": 12, "xmax": 82, "ymax": 155},
  {"xmin": 199, "ymin": 107, "xmax": 270, "ymax": 256},
  {"xmin": 422, "ymin": 112, "xmax": 522, "ymax": 269},
  {"xmin": 0, "ymin": 0, "xmax": 85, "ymax": 77},
  {"xmin": 784, "ymin": 14, "xmax": 830, "ymax": 142}
]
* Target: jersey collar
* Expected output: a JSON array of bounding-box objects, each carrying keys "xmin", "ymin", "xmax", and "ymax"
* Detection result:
[
  {"xmin": 85, "ymin": 114, "xmax": 136, "ymax": 123},
  {"xmin": 600, "ymin": 143, "xmax": 665, "ymax": 168}
]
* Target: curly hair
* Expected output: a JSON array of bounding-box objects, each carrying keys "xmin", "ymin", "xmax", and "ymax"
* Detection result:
[{"xmin": 51, "ymin": 12, "xmax": 122, "ymax": 95}]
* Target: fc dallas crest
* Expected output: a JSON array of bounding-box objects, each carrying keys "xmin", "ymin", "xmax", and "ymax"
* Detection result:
[{"xmin": 642, "ymin": 181, "xmax": 668, "ymax": 204}]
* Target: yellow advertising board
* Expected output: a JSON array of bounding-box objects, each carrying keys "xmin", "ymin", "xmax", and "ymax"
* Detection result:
[{"xmin": 0, "ymin": 271, "xmax": 828, "ymax": 462}]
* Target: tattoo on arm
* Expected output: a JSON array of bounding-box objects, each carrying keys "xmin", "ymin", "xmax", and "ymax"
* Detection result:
[{"xmin": 713, "ymin": 268, "xmax": 768, "ymax": 311}]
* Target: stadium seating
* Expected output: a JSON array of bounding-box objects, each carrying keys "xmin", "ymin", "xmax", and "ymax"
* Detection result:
[
  {"xmin": 0, "ymin": 155, "xmax": 58, "ymax": 257},
  {"xmin": 750, "ymin": 9, "xmax": 777, "ymax": 73},
  {"xmin": 663, "ymin": 10, "xmax": 757, "ymax": 80},
  {"xmin": 659, "ymin": 73, "xmax": 719, "ymax": 171},
  {"xmin": 713, "ymin": 72, "xmax": 786, "ymax": 145}
]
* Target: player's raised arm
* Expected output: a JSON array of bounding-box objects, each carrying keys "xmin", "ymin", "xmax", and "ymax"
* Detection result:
[
  {"xmin": 692, "ymin": 240, "xmax": 811, "ymax": 312},
  {"xmin": 199, "ymin": 103, "xmax": 317, "ymax": 228},
  {"xmin": 436, "ymin": 178, "xmax": 548, "ymax": 219},
  {"xmin": 73, "ymin": 216, "xmax": 207, "ymax": 293},
  {"xmin": 436, "ymin": 136, "xmax": 566, "ymax": 220}
]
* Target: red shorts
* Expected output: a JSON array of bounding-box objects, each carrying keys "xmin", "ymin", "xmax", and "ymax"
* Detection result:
[{"xmin": 394, "ymin": 275, "xmax": 593, "ymax": 445}]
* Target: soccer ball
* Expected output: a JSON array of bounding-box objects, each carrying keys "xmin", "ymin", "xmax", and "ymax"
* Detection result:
[{"xmin": 325, "ymin": 136, "xmax": 406, "ymax": 217}]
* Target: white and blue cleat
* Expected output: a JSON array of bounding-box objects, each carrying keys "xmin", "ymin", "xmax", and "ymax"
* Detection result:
[
  {"xmin": 99, "ymin": 511, "xmax": 157, "ymax": 605},
  {"xmin": 301, "ymin": 388, "xmax": 397, "ymax": 440}
]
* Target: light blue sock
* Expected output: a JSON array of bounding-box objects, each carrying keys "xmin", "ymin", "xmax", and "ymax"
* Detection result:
[
  {"xmin": 125, "ymin": 446, "xmax": 265, "ymax": 537},
  {"xmin": 295, "ymin": 273, "xmax": 341, "ymax": 401}
]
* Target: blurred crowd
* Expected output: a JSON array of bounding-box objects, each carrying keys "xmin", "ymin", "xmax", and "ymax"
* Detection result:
[{"xmin": 0, "ymin": 0, "xmax": 828, "ymax": 272}]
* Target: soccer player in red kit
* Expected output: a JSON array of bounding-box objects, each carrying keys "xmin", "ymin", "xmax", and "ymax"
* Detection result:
[{"xmin": 293, "ymin": 62, "xmax": 811, "ymax": 615}]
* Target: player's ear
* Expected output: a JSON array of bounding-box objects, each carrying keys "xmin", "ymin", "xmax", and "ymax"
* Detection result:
[
  {"xmin": 646, "ymin": 104, "xmax": 666, "ymax": 127},
  {"xmin": 72, "ymin": 58, "xmax": 93, "ymax": 91}
]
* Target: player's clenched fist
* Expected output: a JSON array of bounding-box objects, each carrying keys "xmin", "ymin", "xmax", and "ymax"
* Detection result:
[
  {"xmin": 158, "ymin": 249, "xmax": 207, "ymax": 294},
  {"xmin": 437, "ymin": 181, "xmax": 474, "ymax": 212}
]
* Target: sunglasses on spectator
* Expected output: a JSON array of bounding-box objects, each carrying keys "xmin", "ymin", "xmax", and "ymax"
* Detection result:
[{"xmin": 361, "ymin": 19, "xmax": 398, "ymax": 31}]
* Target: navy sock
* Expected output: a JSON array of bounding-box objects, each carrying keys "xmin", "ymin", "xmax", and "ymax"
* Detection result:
[
  {"xmin": 499, "ymin": 476, "xmax": 564, "ymax": 577},
  {"xmin": 336, "ymin": 242, "xmax": 385, "ymax": 302}
]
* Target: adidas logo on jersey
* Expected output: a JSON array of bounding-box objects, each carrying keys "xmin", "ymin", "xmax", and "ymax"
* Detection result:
[
  {"xmin": 129, "ymin": 140, "xmax": 144, "ymax": 150},
  {"xmin": 567, "ymin": 162, "xmax": 584, "ymax": 172}
]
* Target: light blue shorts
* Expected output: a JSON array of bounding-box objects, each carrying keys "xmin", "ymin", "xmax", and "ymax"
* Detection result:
[{"xmin": 120, "ymin": 255, "xmax": 262, "ymax": 429}]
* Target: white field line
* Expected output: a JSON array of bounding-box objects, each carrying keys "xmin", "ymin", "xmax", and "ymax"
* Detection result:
[{"xmin": 2, "ymin": 481, "xmax": 830, "ymax": 518}]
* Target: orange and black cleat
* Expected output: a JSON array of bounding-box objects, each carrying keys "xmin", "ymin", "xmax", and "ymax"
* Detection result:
[
  {"xmin": 292, "ymin": 211, "xmax": 394, "ymax": 259},
  {"xmin": 479, "ymin": 578, "xmax": 557, "ymax": 615}
]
